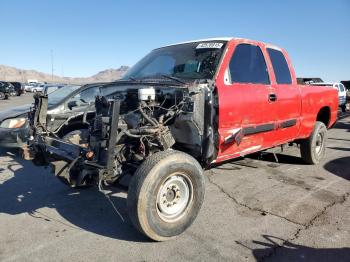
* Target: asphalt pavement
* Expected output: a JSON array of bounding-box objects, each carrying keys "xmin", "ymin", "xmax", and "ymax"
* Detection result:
[
  {"xmin": 0, "ymin": 93, "xmax": 34, "ymax": 112},
  {"xmin": 0, "ymin": 94, "xmax": 349, "ymax": 262}
]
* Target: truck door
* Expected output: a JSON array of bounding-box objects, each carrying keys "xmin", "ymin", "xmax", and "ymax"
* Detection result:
[
  {"xmin": 266, "ymin": 48, "xmax": 301, "ymax": 144},
  {"xmin": 216, "ymin": 43, "xmax": 277, "ymax": 161}
]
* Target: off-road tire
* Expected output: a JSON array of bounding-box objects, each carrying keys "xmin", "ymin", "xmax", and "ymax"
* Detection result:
[
  {"xmin": 127, "ymin": 150, "xmax": 205, "ymax": 241},
  {"xmin": 300, "ymin": 121, "xmax": 327, "ymax": 164}
]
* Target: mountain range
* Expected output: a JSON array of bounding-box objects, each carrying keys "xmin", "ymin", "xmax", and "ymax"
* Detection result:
[{"xmin": 0, "ymin": 65, "xmax": 130, "ymax": 84}]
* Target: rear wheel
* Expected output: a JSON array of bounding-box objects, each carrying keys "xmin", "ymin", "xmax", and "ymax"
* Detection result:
[
  {"xmin": 127, "ymin": 150, "xmax": 205, "ymax": 241},
  {"xmin": 300, "ymin": 121, "xmax": 327, "ymax": 164}
]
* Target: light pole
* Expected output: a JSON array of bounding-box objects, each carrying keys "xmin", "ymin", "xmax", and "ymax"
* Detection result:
[{"xmin": 51, "ymin": 49, "xmax": 54, "ymax": 82}]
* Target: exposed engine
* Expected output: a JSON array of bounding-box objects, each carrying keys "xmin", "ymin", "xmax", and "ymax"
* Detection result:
[
  {"xmin": 28, "ymin": 82, "xmax": 216, "ymax": 187},
  {"xmin": 89, "ymin": 84, "xmax": 213, "ymax": 183}
]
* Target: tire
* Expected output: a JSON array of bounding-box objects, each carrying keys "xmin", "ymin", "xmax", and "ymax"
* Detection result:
[
  {"xmin": 127, "ymin": 150, "xmax": 205, "ymax": 241},
  {"xmin": 300, "ymin": 121, "xmax": 327, "ymax": 164},
  {"xmin": 0, "ymin": 92, "xmax": 5, "ymax": 100}
]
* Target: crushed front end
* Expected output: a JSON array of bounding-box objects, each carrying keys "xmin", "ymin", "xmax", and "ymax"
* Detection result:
[{"xmin": 27, "ymin": 82, "xmax": 217, "ymax": 188}]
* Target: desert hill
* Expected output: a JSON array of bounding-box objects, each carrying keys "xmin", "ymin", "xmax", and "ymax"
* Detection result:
[{"xmin": 0, "ymin": 65, "xmax": 129, "ymax": 84}]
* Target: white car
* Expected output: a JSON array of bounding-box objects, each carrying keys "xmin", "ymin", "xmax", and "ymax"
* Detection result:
[
  {"xmin": 311, "ymin": 82, "xmax": 347, "ymax": 112},
  {"xmin": 24, "ymin": 84, "xmax": 34, "ymax": 92},
  {"xmin": 24, "ymin": 84, "xmax": 44, "ymax": 93}
]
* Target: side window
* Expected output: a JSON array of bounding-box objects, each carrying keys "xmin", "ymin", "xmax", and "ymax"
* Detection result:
[
  {"xmin": 67, "ymin": 87, "xmax": 100, "ymax": 107},
  {"xmin": 79, "ymin": 87, "xmax": 101, "ymax": 103},
  {"xmin": 229, "ymin": 44, "xmax": 270, "ymax": 84},
  {"xmin": 267, "ymin": 48, "xmax": 292, "ymax": 84},
  {"xmin": 339, "ymin": 84, "xmax": 345, "ymax": 92}
]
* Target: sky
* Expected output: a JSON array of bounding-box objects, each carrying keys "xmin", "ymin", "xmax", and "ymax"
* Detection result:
[{"xmin": 0, "ymin": 0, "xmax": 349, "ymax": 81}]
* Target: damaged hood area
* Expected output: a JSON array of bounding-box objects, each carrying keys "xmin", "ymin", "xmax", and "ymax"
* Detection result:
[{"xmin": 0, "ymin": 104, "xmax": 31, "ymax": 122}]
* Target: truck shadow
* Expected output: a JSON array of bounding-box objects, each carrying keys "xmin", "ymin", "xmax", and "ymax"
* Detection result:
[
  {"xmin": 247, "ymin": 152, "xmax": 307, "ymax": 166},
  {"xmin": 324, "ymin": 156, "xmax": 350, "ymax": 181},
  {"xmin": 333, "ymin": 121, "xmax": 350, "ymax": 132},
  {"xmin": 0, "ymin": 149, "xmax": 149, "ymax": 242},
  {"xmin": 248, "ymin": 235, "xmax": 350, "ymax": 262}
]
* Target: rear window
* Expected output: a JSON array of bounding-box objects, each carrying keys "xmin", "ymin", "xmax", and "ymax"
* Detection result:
[
  {"xmin": 229, "ymin": 44, "xmax": 270, "ymax": 84},
  {"xmin": 267, "ymin": 48, "xmax": 292, "ymax": 84}
]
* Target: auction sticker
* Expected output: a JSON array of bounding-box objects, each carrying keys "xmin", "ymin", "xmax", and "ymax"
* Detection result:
[{"xmin": 196, "ymin": 42, "xmax": 224, "ymax": 49}]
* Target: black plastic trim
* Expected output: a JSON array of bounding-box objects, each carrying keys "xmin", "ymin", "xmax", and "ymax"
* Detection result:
[
  {"xmin": 280, "ymin": 119, "xmax": 297, "ymax": 129},
  {"xmin": 243, "ymin": 123, "xmax": 275, "ymax": 136}
]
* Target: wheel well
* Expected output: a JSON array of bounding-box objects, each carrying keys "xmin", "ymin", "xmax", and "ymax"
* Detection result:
[
  {"xmin": 58, "ymin": 121, "xmax": 89, "ymax": 138},
  {"xmin": 57, "ymin": 112, "xmax": 95, "ymax": 138},
  {"xmin": 316, "ymin": 107, "xmax": 331, "ymax": 127}
]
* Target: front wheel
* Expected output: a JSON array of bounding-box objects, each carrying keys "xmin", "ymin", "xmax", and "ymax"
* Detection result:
[
  {"xmin": 0, "ymin": 92, "xmax": 5, "ymax": 100},
  {"xmin": 300, "ymin": 121, "xmax": 327, "ymax": 164},
  {"xmin": 127, "ymin": 150, "xmax": 205, "ymax": 241}
]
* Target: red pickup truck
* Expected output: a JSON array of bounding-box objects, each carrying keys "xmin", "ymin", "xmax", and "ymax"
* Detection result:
[{"xmin": 28, "ymin": 37, "xmax": 338, "ymax": 241}]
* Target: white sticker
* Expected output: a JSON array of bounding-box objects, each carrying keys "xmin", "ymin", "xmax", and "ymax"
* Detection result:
[{"xmin": 196, "ymin": 42, "xmax": 224, "ymax": 49}]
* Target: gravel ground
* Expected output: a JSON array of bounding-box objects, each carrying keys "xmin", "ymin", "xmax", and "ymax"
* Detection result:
[{"xmin": 0, "ymin": 95, "xmax": 349, "ymax": 262}]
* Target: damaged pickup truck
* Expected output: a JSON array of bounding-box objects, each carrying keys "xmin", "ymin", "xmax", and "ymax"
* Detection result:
[{"xmin": 27, "ymin": 38, "xmax": 338, "ymax": 241}]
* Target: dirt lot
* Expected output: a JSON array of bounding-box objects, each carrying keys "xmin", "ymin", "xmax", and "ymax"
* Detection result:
[{"xmin": 0, "ymin": 94, "xmax": 349, "ymax": 262}]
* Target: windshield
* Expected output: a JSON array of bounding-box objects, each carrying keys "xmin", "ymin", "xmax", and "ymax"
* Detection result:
[
  {"xmin": 48, "ymin": 85, "xmax": 80, "ymax": 106},
  {"xmin": 123, "ymin": 41, "xmax": 227, "ymax": 81}
]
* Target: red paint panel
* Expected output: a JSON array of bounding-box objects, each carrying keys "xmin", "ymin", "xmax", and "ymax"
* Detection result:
[{"xmin": 212, "ymin": 39, "xmax": 338, "ymax": 164}]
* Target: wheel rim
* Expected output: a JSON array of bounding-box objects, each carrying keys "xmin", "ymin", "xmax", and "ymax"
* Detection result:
[
  {"xmin": 156, "ymin": 173, "xmax": 193, "ymax": 222},
  {"xmin": 315, "ymin": 132, "xmax": 324, "ymax": 155}
]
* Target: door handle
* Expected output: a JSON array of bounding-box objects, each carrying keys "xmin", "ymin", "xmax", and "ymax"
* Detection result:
[{"xmin": 268, "ymin": 93, "xmax": 277, "ymax": 102}]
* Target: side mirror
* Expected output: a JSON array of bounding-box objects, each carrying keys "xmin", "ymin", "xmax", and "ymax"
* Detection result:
[{"xmin": 67, "ymin": 100, "xmax": 78, "ymax": 110}]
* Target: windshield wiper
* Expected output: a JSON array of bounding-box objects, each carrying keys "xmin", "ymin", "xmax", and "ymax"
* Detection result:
[
  {"xmin": 120, "ymin": 75, "xmax": 186, "ymax": 85},
  {"xmin": 160, "ymin": 74, "xmax": 186, "ymax": 85}
]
